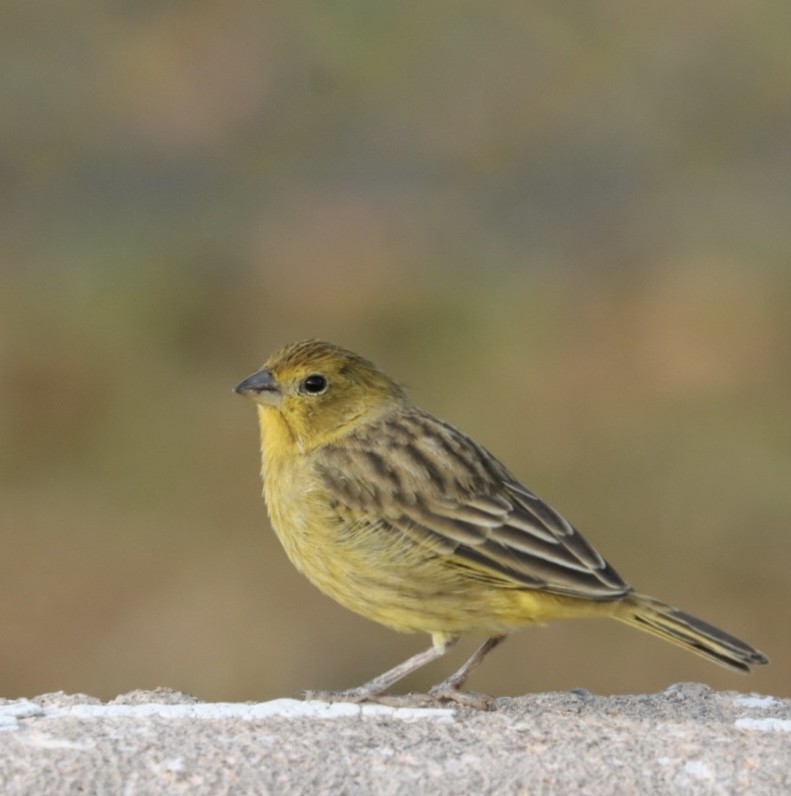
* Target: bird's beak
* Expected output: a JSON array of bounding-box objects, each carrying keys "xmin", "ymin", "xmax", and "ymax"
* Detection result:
[{"xmin": 234, "ymin": 368, "xmax": 282, "ymax": 407}]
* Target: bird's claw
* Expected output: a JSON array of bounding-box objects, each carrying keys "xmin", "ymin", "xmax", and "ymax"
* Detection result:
[
  {"xmin": 300, "ymin": 687, "xmax": 495, "ymax": 710},
  {"xmin": 427, "ymin": 686, "xmax": 497, "ymax": 710},
  {"xmin": 300, "ymin": 689, "xmax": 372, "ymax": 704}
]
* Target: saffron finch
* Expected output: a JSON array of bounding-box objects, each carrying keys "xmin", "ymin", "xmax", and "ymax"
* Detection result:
[{"xmin": 235, "ymin": 340, "xmax": 768, "ymax": 706}]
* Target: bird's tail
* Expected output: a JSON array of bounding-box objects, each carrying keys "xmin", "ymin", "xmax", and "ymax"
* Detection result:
[{"xmin": 615, "ymin": 592, "xmax": 768, "ymax": 673}]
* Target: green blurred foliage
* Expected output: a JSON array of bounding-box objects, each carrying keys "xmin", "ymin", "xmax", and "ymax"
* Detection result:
[{"xmin": 1, "ymin": 1, "xmax": 789, "ymax": 701}]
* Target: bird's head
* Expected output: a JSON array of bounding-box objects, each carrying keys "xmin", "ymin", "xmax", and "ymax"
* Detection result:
[{"xmin": 235, "ymin": 340, "xmax": 407, "ymax": 450}]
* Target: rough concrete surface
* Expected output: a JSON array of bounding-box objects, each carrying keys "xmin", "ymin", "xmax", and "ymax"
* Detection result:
[{"xmin": 1, "ymin": 683, "xmax": 789, "ymax": 794}]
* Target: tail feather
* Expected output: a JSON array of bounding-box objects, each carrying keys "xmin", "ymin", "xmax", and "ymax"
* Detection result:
[{"xmin": 616, "ymin": 593, "xmax": 768, "ymax": 673}]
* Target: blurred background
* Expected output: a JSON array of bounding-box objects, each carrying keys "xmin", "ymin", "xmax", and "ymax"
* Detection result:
[{"xmin": 1, "ymin": 1, "xmax": 789, "ymax": 702}]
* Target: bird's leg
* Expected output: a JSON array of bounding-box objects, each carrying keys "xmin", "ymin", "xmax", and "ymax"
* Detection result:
[
  {"xmin": 303, "ymin": 636, "xmax": 458, "ymax": 704},
  {"xmin": 427, "ymin": 635, "xmax": 506, "ymax": 708}
]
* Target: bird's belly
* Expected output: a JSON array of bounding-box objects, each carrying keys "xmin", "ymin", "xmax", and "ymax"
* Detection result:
[{"xmin": 266, "ymin": 484, "xmax": 606, "ymax": 635}]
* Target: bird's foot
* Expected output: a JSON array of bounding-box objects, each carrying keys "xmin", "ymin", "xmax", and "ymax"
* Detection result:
[
  {"xmin": 301, "ymin": 686, "xmax": 496, "ymax": 710},
  {"xmin": 301, "ymin": 688, "xmax": 374, "ymax": 704},
  {"xmin": 300, "ymin": 688, "xmax": 493, "ymax": 710},
  {"xmin": 426, "ymin": 685, "xmax": 497, "ymax": 710}
]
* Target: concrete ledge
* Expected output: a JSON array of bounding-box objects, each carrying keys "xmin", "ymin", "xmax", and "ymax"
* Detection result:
[{"xmin": 1, "ymin": 684, "xmax": 789, "ymax": 794}]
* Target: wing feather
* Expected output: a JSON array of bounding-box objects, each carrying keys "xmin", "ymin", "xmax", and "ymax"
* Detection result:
[{"xmin": 317, "ymin": 408, "xmax": 630, "ymax": 600}]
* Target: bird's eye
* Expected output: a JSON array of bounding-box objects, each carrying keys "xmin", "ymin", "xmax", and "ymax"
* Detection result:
[{"xmin": 301, "ymin": 374, "xmax": 328, "ymax": 395}]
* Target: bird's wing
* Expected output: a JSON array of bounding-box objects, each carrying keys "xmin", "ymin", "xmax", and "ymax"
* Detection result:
[{"xmin": 316, "ymin": 409, "xmax": 630, "ymax": 601}]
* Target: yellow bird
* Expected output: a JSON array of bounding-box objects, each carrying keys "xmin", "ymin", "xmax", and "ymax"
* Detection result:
[{"xmin": 235, "ymin": 340, "xmax": 767, "ymax": 706}]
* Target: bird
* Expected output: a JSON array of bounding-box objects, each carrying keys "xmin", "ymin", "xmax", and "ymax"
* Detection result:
[{"xmin": 235, "ymin": 339, "xmax": 768, "ymax": 707}]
